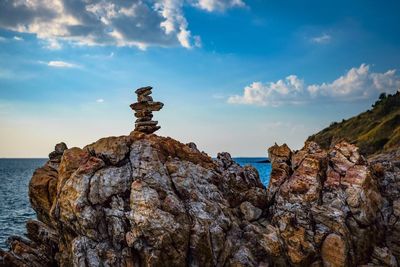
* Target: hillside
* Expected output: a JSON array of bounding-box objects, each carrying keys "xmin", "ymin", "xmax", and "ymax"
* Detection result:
[{"xmin": 308, "ymin": 92, "xmax": 400, "ymax": 156}]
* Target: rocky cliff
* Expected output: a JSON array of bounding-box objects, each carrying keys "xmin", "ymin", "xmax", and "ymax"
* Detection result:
[{"xmin": 0, "ymin": 131, "xmax": 399, "ymax": 266}]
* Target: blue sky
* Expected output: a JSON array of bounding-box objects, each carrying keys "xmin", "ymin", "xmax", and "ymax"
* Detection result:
[{"xmin": 0, "ymin": 0, "xmax": 400, "ymax": 157}]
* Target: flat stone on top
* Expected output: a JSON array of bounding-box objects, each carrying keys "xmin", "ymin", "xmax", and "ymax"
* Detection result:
[{"xmin": 135, "ymin": 86, "xmax": 152, "ymax": 96}]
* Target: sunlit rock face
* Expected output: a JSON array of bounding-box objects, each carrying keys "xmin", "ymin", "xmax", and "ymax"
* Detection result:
[
  {"xmin": 1, "ymin": 136, "xmax": 399, "ymax": 267},
  {"xmin": 267, "ymin": 141, "xmax": 398, "ymax": 267},
  {"xmin": 0, "ymin": 132, "xmax": 270, "ymax": 267}
]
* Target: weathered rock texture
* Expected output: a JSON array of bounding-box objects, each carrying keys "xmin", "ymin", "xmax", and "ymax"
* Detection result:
[
  {"xmin": 130, "ymin": 86, "xmax": 164, "ymax": 134},
  {"xmin": 266, "ymin": 141, "xmax": 399, "ymax": 267},
  {"xmin": 1, "ymin": 136, "xmax": 399, "ymax": 267}
]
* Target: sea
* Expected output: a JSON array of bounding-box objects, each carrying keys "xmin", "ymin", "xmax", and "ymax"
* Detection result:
[{"xmin": 0, "ymin": 158, "xmax": 270, "ymax": 249}]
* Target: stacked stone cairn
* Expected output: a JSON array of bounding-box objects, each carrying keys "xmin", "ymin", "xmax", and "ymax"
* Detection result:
[{"xmin": 130, "ymin": 86, "xmax": 164, "ymax": 134}]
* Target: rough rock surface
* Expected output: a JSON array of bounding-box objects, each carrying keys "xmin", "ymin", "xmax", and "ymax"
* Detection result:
[
  {"xmin": 1, "ymin": 135, "xmax": 399, "ymax": 267},
  {"xmin": 1, "ymin": 132, "xmax": 268, "ymax": 267},
  {"xmin": 266, "ymin": 141, "xmax": 399, "ymax": 267}
]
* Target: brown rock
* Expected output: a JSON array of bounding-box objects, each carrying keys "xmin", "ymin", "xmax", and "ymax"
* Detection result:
[
  {"xmin": 267, "ymin": 143, "xmax": 292, "ymax": 199},
  {"xmin": 370, "ymin": 246, "xmax": 398, "ymax": 267},
  {"xmin": 55, "ymin": 147, "xmax": 90, "ymax": 194},
  {"xmin": 280, "ymin": 224, "xmax": 315, "ymax": 265},
  {"xmin": 130, "ymin": 86, "xmax": 164, "ymax": 134},
  {"xmin": 341, "ymin": 164, "xmax": 368, "ymax": 186},
  {"xmin": 135, "ymin": 120, "xmax": 158, "ymax": 127},
  {"xmin": 29, "ymin": 164, "xmax": 58, "ymax": 225},
  {"xmin": 321, "ymin": 234, "xmax": 347, "ymax": 267},
  {"xmin": 134, "ymin": 111, "xmax": 153, "ymax": 118},
  {"xmin": 267, "ymin": 141, "xmax": 388, "ymax": 266},
  {"xmin": 240, "ymin": 201, "xmax": 262, "ymax": 221},
  {"xmin": 280, "ymin": 144, "xmax": 327, "ymax": 203},
  {"xmin": 135, "ymin": 86, "xmax": 152, "ymax": 96},
  {"xmin": 135, "ymin": 116, "xmax": 153, "ymax": 122},
  {"xmin": 393, "ymin": 199, "xmax": 400, "ymax": 217},
  {"xmin": 135, "ymin": 125, "xmax": 161, "ymax": 134},
  {"xmin": 85, "ymin": 135, "xmax": 131, "ymax": 165},
  {"xmin": 129, "ymin": 101, "xmax": 163, "ymax": 111},
  {"xmin": 3, "ymin": 133, "xmax": 275, "ymax": 266},
  {"xmin": 138, "ymin": 95, "xmax": 153, "ymax": 102},
  {"xmin": 325, "ymin": 166, "xmax": 341, "ymax": 188},
  {"xmin": 48, "ymin": 142, "xmax": 68, "ymax": 163},
  {"xmin": 3, "ymin": 129, "xmax": 399, "ymax": 267}
]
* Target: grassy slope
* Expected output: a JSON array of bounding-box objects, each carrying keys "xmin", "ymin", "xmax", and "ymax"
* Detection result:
[{"xmin": 307, "ymin": 92, "xmax": 400, "ymax": 156}]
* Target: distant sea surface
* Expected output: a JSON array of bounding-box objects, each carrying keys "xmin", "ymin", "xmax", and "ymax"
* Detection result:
[
  {"xmin": 0, "ymin": 158, "xmax": 270, "ymax": 249},
  {"xmin": 0, "ymin": 159, "xmax": 46, "ymax": 249},
  {"xmin": 233, "ymin": 157, "xmax": 271, "ymax": 186}
]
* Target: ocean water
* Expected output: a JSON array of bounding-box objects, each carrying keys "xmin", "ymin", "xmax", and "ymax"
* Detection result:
[
  {"xmin": 0, "ymin": 158, "xmax": 270, "ymax": 249},
  {"xmin": 0, "ymin": 159, "xmax": 46, "ymax": 249},
  {"xmin": 234, "ymin": 157, "xmax": 271, "ymax": 186}
]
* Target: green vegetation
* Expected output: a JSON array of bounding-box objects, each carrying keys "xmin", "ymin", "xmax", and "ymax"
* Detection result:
[{"xmin": 308, "ymin": 92, "xmax": 400, "ymax": 156}]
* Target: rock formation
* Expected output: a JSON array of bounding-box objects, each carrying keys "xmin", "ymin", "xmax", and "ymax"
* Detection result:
[
  {"xmin": 0, "ymin": 100, "xmax": 399, "ymax": 266},
  {"xmin": 1, "ymin": 136, "xmax": 399, "ymax": 266},
  {"xmin": 0, "ymin": 132, "xmax": 269, "ymax": 267},
  {"xmin": 267, "ymin": 141, "xmax": 400, "ymax": 266},
  {"xmin": 130, "ymin": 86, "xmax": 163, "ymax": 134}
]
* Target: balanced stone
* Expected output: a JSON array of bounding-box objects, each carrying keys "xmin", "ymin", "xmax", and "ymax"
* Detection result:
[
  {"xmin": 130, "ymin": 102, "xmax": 163, "ymax": 111},
  {"xmin": 135, "ymin": 116, "xmax": 153, "ymax": 122},
  {"xmin": 134, "ymin": 111, "xmax": 153, "ymax": 118},
  {"xmin": 135, "ymin": 121, "xmax": 158, "ymax": 127},
  {"xmin": 138, "ymin": 95, "xmax": 153, "ymax": 102},
  {"xmin": 130, "ymin": 86, "xmax": 163, "ymax": 134},
  {"xmin": 136, "ymin": 125, "xmax": 161, "ymax": 133},
  {"xmin": 135, "ymin": 86, "xmax": 152, "ymax": 96}
]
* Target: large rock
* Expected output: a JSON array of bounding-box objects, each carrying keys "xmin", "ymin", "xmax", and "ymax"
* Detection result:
[
  {"xmin": 1, "ymin": 136, "xmax": 399, "ymax": 267},
  {"xmin": 1, "ymin": 132, "xmax": 272, "ymax": 267},
  {"xmin": 370, "ymin": 152, "xmax": 400, "ymax": 262},
  {"xmin": 267, "ymin": 141, "xmax": 393, "ymax": 266}
]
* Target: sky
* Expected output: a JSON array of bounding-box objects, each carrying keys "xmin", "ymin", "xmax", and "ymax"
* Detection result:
[{"xmin": 0, "ymin": 0, "xmax": 400, "ymax": 157}]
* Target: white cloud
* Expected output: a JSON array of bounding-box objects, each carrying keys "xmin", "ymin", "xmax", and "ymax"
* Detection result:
[
  {"xmin": 47, "ymin": 61, "xmax": 79, "ymax": 68},
  {"xmin": 155, "ymin": 0, "xmax": 196, "ymax": 48},
  {"xmin": 311, "ymin": 33, "xmax": 331, "ymax": 44},
  {"xmin": 228, "ymin": 76, "xmax": 306, "ymax": 106},
  {"xmin": 0, "ymin": 0, "xmax": 243, "ymax": 49},
  {"xmin": 195, "ymin": 0, "xmax": 245, "ymax": 11},
  {"xmin": 96, "ymin": 99, "xmax": 105, "ymax": 103},
  {"xmin": 228, "ymin": 64, "xmax": 400, "ymax": 106},
  {"xmin": 0, "ymin": 36, "xmax": 24, "ymax": 42},
  {"xmin": 43, "ymin": 39, "xmax": 62, "ymax": 50},
  {"xmin": 13, "ymin": 36, "xmax": 23, "ymax": 41}
]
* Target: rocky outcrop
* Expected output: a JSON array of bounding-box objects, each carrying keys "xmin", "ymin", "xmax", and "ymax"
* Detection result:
[
  {"xmin": 1, "ymin": 135, "xmax": 399, "ymax": 266},
  {"xmin": 269, "ymin": 142, "xmax": 390, "ymax": 266},
  {"xmin": 0, "ymin": 132, "xmax": 269, "ymax": 267},
  {"xmin": 369, "ymin": 151, "xmax": 400, "ymax": 264}
]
